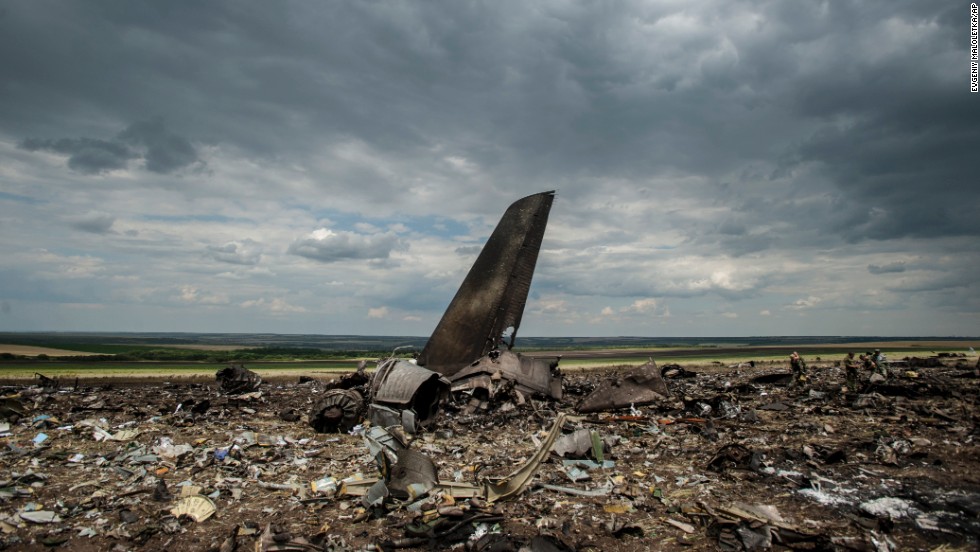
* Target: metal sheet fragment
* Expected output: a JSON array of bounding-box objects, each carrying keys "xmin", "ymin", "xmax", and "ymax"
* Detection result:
[
  {"xmin": 170, "ymin": 495, "xmax": 216, "ymax": 522},
  {"xmin": 370, "ymin": 358, "xmax": 449, "ymax": 423},
  {"xmin": 388, "ymin": 449, "xmax": 438, "ymax": 500},
  {"xmin": 450, "ymin": 350, "xmax": 562, "ymax": 400},
  {"xmin": 576, "ymin": 358, "xmax": 669, "ymax": 413}
]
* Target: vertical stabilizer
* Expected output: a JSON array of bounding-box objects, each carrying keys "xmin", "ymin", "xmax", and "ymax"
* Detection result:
[{"xmin": 417, "ymin": 191, "xmax": 555, "ymax": 376}]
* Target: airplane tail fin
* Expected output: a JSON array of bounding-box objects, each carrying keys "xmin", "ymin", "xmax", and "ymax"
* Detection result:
[{"xmin": 417, "ymin": 191, "xmax": 555, "ymax": 376}]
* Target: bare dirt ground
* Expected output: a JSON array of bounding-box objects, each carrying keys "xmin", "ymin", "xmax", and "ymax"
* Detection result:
[{"xmin": 1, "ymin": 355, "xmax": 978, "ymax": 551}]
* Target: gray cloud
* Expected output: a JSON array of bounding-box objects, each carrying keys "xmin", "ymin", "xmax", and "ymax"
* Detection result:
[
  {"xmin": 18, "ymin": 120, "xmax": 200, "ymax": 175},
  {"xmin": 69, "ymin": 212, "xmax": 116, "ymax": 234},
  {"xmin": 206, "ymin": 240, "xmax": 262, "ymax": 266},
  {"xmin": 288, "ymin": 229, "xmax": 401, "ymax": 263},
  {"xmin": 118, "ymin": 119, "xmax": 202, "ymax": 174}
]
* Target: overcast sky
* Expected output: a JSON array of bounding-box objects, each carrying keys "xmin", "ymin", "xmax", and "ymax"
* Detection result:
[{"xmin": 1, "ymin": 1, "xmax": 977, "ymax": 338}]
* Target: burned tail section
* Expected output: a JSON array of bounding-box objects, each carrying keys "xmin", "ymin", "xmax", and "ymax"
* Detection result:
[{"xmin": 417, "ymin": 191, "xmax": 555, "ymax": 377}]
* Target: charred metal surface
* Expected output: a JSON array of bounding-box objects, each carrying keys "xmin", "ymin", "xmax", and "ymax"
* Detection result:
[
  {"xmin": 418, "ymin": 191, "xmax": 555, "ymax": 376},
  {"xmin": 576, "ymin": 359, "xmax": 670, "ymax": 413},
  {"xmin": 215, "ymin": 363, "xmax": 262, "ymax": 394},
  {"xmin": 310, "ymin": 389, "xmax": 364, "ymax": 433},
  {"xmin": 750, "ymin": 372, "xmax": 793, "ymax": 386},
  {"xmin": 0, "ymin": 396, "xmax": 27, "ymax": 422},
  {"xmin": 450, "ymin": 350, "xmax": 562, "ymax": 400},
  {"xmin": 387, "ymin": 449, "xmax": 438, "ymax": 500},
  {"xmin": 370, "ymin": 358, "xmax": 449, "ymax": 422}
]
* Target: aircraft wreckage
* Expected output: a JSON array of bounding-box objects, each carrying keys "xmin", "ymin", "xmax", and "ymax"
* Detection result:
[{"xmin": 298, "ymin": 190, "xmax": 668, "ymax": 437}]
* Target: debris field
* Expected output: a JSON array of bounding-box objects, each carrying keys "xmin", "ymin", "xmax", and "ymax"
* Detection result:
[{"xmin": 2, "ymin": 354, "xmax": 979, "ymax": 552}]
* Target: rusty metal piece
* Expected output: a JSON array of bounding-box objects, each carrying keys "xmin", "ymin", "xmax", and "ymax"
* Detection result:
[
  {"xmin": 371, "ymin": 358, "xmax": 449, "ymax": 422},
  {"xmin": 215, "ymin": 363, "xmax": 262, "ymax": 394},
  {"xmin": 450, "ymin": 350, "xmax": 562, "ymax": 400},
  {"xmin": 418, "ymin": 191, "xmax": 555, "ymax": 376},
  {"xmin": 576, "ymin": 359, "xmax": 670, "ymax": 413},
  {"xmin": 310, "ymin": 389, "xmax": 364, "ymax": 433},
  {"xmin": 387, "ymin": 449, "xmax": 438, "ymax": 500}
]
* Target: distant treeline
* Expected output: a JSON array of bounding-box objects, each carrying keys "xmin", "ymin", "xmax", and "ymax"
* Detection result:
[
  {"xmin": 6, "ymin": 331, "xmax": 974, "ymax": 351},
  {"xmin": 0, "ymin": 347, "xmax": 390, "ymax": 363},
  {"xmin": 2, "ymin": 332, "xmax": 977, "ymax": 363}
]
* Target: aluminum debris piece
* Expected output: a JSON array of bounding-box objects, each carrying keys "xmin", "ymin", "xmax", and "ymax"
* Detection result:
[
  {"xmin": 215, "ymin": 363, "xmax": 262, "ymax": 394},
  {"xmin": 450, "ymin": 349, "xmax": 562, "ymax": 401},
  {"xmin": 362, "ymin": 479, "xmax": 389, "ymax": 508},
  {"xmin": 363, "ymin": 425, "xmax": 408, "ymax": 457},
  {"xmin": 576, "ymin": 358, "xmax": 670, "ymax": 413},
  {"xmin": 19, "ymin": 511, "xmax": 61, "ymax": 524},
  {"xmin": 367, "ymin": 403, "xmax": 417, "ymax": 434},
  {"xmin": 387, "ymin": 449, "xmax": 438, "ymax": 500},
  {"xmin": 170, "ymin": 494, "xmax": 217, "ymax": 522},
  {"xmin": 309, "ymin": 389, "xmax": 363, "ymax": 433}
]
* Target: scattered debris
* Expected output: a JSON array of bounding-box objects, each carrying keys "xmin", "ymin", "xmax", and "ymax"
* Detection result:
[{"xmin": 0, "ymin": 354, "xmax": 977, "ymax": 550}]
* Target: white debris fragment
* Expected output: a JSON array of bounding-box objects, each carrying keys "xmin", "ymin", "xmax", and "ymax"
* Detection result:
[
  {"xmin": 20, "ymin": 511, "xmax": 61, "ymax": 524},
  {"xmin": 860, "ymin": 497, "xmax": 917, "ymax": 520}
]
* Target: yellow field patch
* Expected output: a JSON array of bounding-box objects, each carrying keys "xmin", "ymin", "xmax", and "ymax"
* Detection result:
[{"xmin": 0, "ymin": 344, "xmax": 104, "ymax": 357}]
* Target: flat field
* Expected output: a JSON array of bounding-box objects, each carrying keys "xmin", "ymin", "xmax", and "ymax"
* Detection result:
[{"xmin": 1, "ymin": 339, "xmax": 975, "ymax": 383}]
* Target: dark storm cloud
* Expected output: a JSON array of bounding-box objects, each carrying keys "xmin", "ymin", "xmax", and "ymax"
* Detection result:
[
  {"xmin": 19, "ymin": 137, "xmax": 136, "ymax": 174},
  {"xmin": 868, "ymin": 262, "xmax": 907, "ymax": 275},
  {"xmin": 288, "ymin": 230, "xmax": 401, "ymax": 263},
  {"xmin": 775, "ymin": 3, "xmax": 979, "ymax": 242},
  {"xmin": 4, "ymin": 1, "xmax": 968, "ymax": 209},
  {"xmin": 18, "ymin": 120, "xmax": 201, "ymax": 175},
  {"xmin": 118, "ymin": 119, "xmax": 201, "ymax": 174}
]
